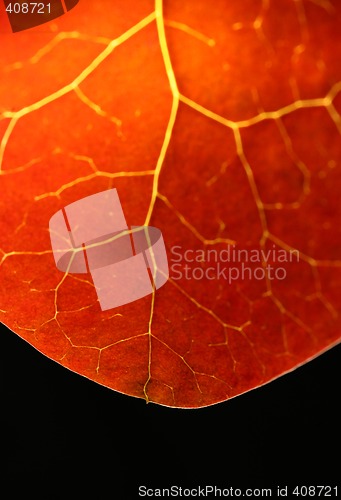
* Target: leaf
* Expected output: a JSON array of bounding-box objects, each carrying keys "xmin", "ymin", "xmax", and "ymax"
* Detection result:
[{"xmin": 0, "ymin": 0, "xmax": 340, "ymax": 408}]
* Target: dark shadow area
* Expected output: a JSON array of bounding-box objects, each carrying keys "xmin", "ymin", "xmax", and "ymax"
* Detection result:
[
  {"xmin": 3, "ymin": 0, "xmax": 79, "ymax": 33},
  {"xmin": 2, "ymin": 325, "xmax": 340, "ymax": 497}
]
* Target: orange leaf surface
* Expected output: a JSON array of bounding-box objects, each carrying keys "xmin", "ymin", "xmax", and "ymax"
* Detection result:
[{"xmin": 0, "ymin": 0, "xmax": 340, "ymax": 408}]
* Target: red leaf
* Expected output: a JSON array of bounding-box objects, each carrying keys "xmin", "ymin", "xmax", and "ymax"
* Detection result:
[{"xmin": 0, "ymin": 0, "xmax": 340, "ymax": 408}]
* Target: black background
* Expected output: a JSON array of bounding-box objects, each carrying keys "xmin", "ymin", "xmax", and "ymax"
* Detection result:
[{"xmin": 2, "ymin": 324, "xmax": 340, "ymax": 498}]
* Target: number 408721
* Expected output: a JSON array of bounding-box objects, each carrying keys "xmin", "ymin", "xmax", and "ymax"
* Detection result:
[{"xmin": 5, "ymin": 3, "xmax": 51, "ymax": 14}]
